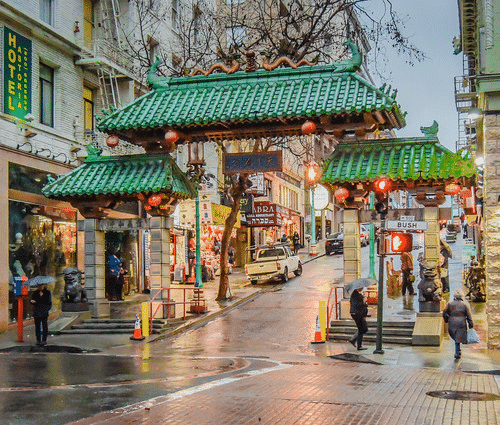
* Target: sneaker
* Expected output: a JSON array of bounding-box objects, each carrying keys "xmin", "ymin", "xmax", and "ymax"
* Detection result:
[
  {"xmin": 357, "ymin": 347, "xmax": 367, "ymax": 351},
  {"xmin": 410, "ymin": 293, "xmax": 417, "ymax": 296}
]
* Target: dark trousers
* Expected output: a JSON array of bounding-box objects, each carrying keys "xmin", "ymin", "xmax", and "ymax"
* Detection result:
[
  {"xmin": 402, "ymin": 270, "xmax": 414, "ymax": 295},
  {"xmin": 351, "ymin": 314, "xmax": 368, "ymax": 348},
  {"xmin": 441, "ymin": 274, "xmax": 450, "ymax": 293},
  {"xmin": 34, "ymin": 316, "xmax": 48, "ymax": 344}
]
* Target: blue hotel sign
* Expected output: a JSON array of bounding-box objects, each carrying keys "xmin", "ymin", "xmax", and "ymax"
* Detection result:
[
  {"xmin": 223, "ymin": 151, "xmax": 283, "ymax": 174},
  {"xmin": 3, "ymin": 27, "xmax": 32, "ymax": 119}
]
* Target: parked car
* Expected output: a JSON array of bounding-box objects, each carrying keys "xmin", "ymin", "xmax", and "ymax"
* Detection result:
[
  {"xmin": 245, "ymin": 243, "xmax": 302, "ymax": 285},
  {"xmin": 325, "ymin": 232, "xmax": 344, "ymax": 255}
]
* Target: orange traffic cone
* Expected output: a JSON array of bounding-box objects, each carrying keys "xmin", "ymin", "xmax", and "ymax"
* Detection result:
[
  {"xmin": 311, "ymin": 315, "xmax": 324, "ymax": 344},
  {"xmin": 130, "ymin": 313, "xmax": 145, "ymax": 341}
]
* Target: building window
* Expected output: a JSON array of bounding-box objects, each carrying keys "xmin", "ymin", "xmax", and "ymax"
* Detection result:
[
  {"xmin": 172, "ymin": 0, "xmax": 179, "ymax": 31},
  {"xmin": 83, "ymin": 0, "xmax": 94, "ymax": 48},
  {"xmin": 83, "ymin": 86, "xmax": 94, "ymax": 138},
  {"xmin": 227, "ymin": 26, "xmax": 246, "ymax": 49},
  {"xmin": 148, "ymin": 37, "xmax": 160, "ymax": 64},
  {"xmin": 39, "ymin": 63, "xmax": 54, "ymax": 127},
  {"xmin": 40, "ymin": 0, "xmax": 53, "ymax": 25}
]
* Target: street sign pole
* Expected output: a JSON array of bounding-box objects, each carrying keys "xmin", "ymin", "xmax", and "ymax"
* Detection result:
[{"xmin": 374, "ymin": 224, "xmax": 385, "ymax": 355}]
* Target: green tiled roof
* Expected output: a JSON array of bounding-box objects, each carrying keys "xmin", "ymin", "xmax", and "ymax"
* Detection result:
[
  {"xmin": 42, "ymin": 153, "xmax": 197, "ymax": 199},
  {"xmin": 321, "ymin": 137, "xmax": 476, "ymax": 185},
  {"xmin": 96, "ymin": 65, "xmax": 405, "ymax": 134}
]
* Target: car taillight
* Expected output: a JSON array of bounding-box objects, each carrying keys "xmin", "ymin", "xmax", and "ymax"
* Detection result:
[
  {"xmin": 245, "ymin": 266, "xmax": 248, "ymax": 274},
  {"xmin": 277, "ymin": 263, "xmax": 281, "ymax": 270}
]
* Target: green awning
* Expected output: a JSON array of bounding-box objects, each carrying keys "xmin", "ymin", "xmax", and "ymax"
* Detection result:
[
  {"xmin": 321, "ymin": 137, "xmax": 476, "ymax": 186},
  {"xmin": 96, "ymin": 64, "xmax": 405, "ymax": 138},
  {"xmin": 42, "ymin": 153, "xmax": 197, "ymax": 200}
]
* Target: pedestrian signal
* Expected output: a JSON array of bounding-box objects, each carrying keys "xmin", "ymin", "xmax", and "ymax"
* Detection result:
[{"xmin": 390, "ymin": 233, "xmax": 413, "ymax": 253}]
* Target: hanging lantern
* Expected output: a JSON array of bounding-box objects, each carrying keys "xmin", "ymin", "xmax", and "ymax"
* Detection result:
[
  {"xmin": 301, "ymin": 120, "xmax": 316, "ymax": 135},
  {"xmin": 460, "ymin": 187, "xmax": 472, "ymax": 198},
  {"xmin": 165, "ymin": 129, "xmax": 179, "ymax": 144},
  {"xmin": 148, "ymin": 194, "xmax": 162, "ymax": 207},
  {"xmin": 445, "ymin": 183, "xmax": 461, "ymax": 195},
  {"xmin": 106, "ymin": 134, "xmax": 119, "ymax": 148},
  {"xmin": 334, "ymin": 187, "xmax": 349, "ymax": 203}
]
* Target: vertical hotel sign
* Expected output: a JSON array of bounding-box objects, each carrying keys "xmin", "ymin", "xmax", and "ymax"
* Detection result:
[{"xmin": 3, "ymin": 27, "xmax": 32, "ymax": 119}]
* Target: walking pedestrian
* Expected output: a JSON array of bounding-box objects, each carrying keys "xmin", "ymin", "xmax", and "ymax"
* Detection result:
[
  {"xmin": 31, "ymin": 283, "xmax": 52, "ymax": 346},
  {"xmin": 401, "ymin": 250, "xmax": 416, "ymax": 296},
  {"xmin": 107, "ymin": 252, "xmax": 121, "ymax": 301},
  {"xmin": 443, "ymin": 290, "xmax": 473, "ymax": 360},
  {"xmin": 292, "ymin": 232, "xmax": 300, "ymax": 255},
  {"xmin": 349, "ymin": 288, "xmax": 368, "ymax": 351}
]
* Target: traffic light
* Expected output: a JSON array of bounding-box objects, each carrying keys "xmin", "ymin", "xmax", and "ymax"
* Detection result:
[{"xmin": 390, "ymin": 233, "xmax": 413, "ymax": 253}]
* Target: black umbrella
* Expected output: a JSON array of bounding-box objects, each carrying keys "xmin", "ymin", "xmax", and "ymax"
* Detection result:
[
  {"xmin": 25, "ymin": 275, "xmax": 56, "ymax": 287},
  {"xmin": 344, "ymin": 278, "xmax": 377, "ymax": 297}
]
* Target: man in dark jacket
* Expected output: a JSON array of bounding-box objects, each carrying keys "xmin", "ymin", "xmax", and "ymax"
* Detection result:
[
  {"xmin": 31, "ymin": 283, "xmax": 52, "ymax": 346},
  {"xmin": 349, "ymin": 288, "xmax": 368, "ymax": 350}
]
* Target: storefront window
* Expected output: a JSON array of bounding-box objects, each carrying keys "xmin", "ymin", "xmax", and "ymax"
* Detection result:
[
  {"xmin": 9, "ymin": 201, "xmax": 77, "ymax": 322},
  {"xmin": 9, "ymin": 163, "xmax": 53, "ymax": 195}
]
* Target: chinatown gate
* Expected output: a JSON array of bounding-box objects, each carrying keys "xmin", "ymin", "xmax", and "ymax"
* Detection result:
[{"xmin": 43, "ymin": 42, "xmax": 476, "ymax": 321}]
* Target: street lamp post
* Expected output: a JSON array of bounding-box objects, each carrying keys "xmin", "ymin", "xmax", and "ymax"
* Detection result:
[{"xmin": 187, "ymin": 141, "xmax": 208, "ymax": 312}]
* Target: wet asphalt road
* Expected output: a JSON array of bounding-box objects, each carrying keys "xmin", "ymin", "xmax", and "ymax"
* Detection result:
[{"xmin": 0, "ymin": 255, "xmax": 343, "ymax": 425}]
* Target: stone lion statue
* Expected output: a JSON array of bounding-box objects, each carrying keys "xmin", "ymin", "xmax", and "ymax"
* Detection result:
[{"xmin": 61, "ymin": 267, "xmax": 87, "ymax": 303}]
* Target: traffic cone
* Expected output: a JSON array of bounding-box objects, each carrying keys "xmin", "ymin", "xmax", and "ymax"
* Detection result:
[
  {"xmin": 130, "ymin": 313, "xmax": 145, "ymax": 341},
  {"xmin": 311, "ymin": 315, "xmax": 324, "ymax": 344}
]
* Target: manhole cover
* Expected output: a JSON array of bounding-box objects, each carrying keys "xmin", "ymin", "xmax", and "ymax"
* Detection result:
[{"xmin": 426, "ymin": 390, "xmax": 500, "ymax": 401}]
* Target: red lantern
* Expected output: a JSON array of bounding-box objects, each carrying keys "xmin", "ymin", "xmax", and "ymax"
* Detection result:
[
  {"xmin": 148, "ymin": 194, "xmax": 162, "ymax": 207},
  {"xmin": 445, "ymin": 183, "xmax": 461, "ymax": 195},
  {"xmin": 460, "ymin": 187, "xmax": 472, "ymax": 198},
  {"xmin": 334, "ymin": 187, "xmax": 349, "ymax": 203},
  {"xmin": 301, "ymin": 120, "xmax": 316, "ymax": 135},
  {"xmin": 106, "ymin": 134, "xmax": 119, "ymax": 148},
  {"xmin": 165, "ymin": 129, "xmax": 179, "ymax": 144}
]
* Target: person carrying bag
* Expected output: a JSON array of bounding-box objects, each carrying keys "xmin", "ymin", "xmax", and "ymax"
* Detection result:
[{"xmin": 443, "ymin": 290, "xmax": 473, "ymax": 360}]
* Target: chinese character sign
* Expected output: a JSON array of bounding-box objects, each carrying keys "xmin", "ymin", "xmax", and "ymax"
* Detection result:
[{"xmin": 4, "ymin": 28, "xmax": 32, "ymax": 119}]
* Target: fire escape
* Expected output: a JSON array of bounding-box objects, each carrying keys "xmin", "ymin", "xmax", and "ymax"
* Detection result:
[
  {"xmin": 454, "ymin": 0, "xmax": 478, "ymax": 153},
  {"xmin": 75, "ymin": 0, "xmax": 143, "ymax": 154}
]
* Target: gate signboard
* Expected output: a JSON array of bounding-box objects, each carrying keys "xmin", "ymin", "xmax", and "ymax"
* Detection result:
[{"xmin": 223, "ymin": 152, "xmax": 282, "ymax": 174}]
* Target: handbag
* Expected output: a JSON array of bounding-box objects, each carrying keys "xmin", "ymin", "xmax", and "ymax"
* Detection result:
[
  {"xmin": 467, "ymin": 328, "xmax": 479, "ymax": 344},
  {"xmin": 408, "ymin": 274, "xmax": 415, "ymax": 283}
]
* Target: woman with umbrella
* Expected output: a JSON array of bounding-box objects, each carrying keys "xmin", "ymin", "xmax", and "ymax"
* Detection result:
[
  {"xmin": 30, "ymin": 282, "xmax": 52, "ymax": 346},
  {"xmin": 345, "ymin": 279, "xmax": 373, "ymax": 351}
]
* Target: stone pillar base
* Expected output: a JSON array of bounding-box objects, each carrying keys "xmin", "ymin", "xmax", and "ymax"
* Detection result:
[
  {"xmin": 89, "ymin": 299, "xmax": 110, "ymax": 319},
  {"xmin": 412, "ymin": 312, "xmax": 444, "ymax": 346}
]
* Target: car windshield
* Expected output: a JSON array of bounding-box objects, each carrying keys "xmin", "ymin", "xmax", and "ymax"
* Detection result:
[{"xmin": 329, "ymin": 233, "xmax": 343, "ymax": 240}]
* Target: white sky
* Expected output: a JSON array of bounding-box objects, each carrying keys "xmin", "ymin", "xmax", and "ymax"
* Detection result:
[{"xmin": 367, "ymin": 0, "xmax": 463, "ymax": 152}]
